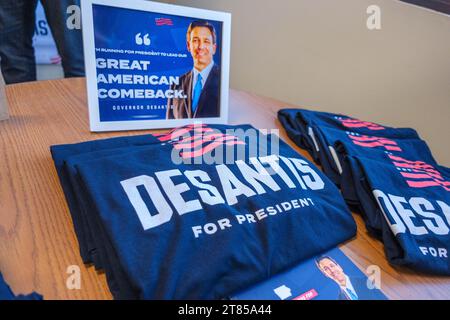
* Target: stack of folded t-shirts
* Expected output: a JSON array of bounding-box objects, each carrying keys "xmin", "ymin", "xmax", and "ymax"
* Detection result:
[
  {"xmin": 278, "ymin": 109, "xmax": 450, "ymax": 275},
  {"xmin": 50, "ymin": 124, "xmax": 357, "ymax": 299},
  {"xmin": 0, "ymin": 272, "xmax": 42, "ymax": 300}
]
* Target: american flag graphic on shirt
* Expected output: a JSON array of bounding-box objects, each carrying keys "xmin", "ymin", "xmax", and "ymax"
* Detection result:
[
  {"xmin": 153, "ymin": 124, "xmax": 245, "ymax": 159},
  {"xmin": 334, "ymin": 116, "xmax": 385, "ymax": 131},
  {"xmin": 387, "ymin": 153, "xmax": 450, "ymax": 191},
  {"xmin": 347, "ymin": 132, "xmax": 402, "ymax": 152}
]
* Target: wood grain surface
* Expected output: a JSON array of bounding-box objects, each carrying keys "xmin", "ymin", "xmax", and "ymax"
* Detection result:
[{"xmin": 0, "ymin": 78, "xmax": 448, "ymax": 300}]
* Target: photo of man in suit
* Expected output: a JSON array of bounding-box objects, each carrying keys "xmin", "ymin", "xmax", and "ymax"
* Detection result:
[
  {"xmin": 315, "ymin": 255, "xmax": 386, "ymax": 300},
  {"xmin": 166, "ymin": 20, "xmax": 220, "ymax": 119}
]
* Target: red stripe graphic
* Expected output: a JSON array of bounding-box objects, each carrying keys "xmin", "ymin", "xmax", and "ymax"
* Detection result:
[
  {"xmin": 348, "ymin": 134, "xmax": 402, "ymax": 151},
  {"xmin": 392, "ymin": 161, "xmax": 438, "ymax": 172},
  {"xmin": 349, "ymin": 135, "xmax": 399, "ymax": 145},
  {"xmin": 155, "ymin": 18, "xmax": 173, "ymax": 26},
  {"xmin": 153, "ymin": 125, "xmax": 246, "ymax": 159},
  {"xmin": 400, "ymin": 172, "xmax": 439, "ymax": 180},
  {"xmin": 154, "ymin": 124, "xmax": 213, "ymax": 141},
  {"xmin": 388, "ymin": 154, "xmax": 449, "ymax": 191},
  {"xmin": 349, "ymin": 135, "xmax": 381, "ymax": 142},
  {"xmin": 378, "ymin": 139, "xmax": 397, "ymax": 145},
  {"xmin": 406, "ymin": 180, "xmax": 450, "ymax": 191},
  {"xmin": 352, "ymin": 140, "xmax": 402, "ymax": 151},
  {"xmin": 293, "ymin": 289, "xmax": 318, "ymax": 300},
  {"xmin": 388, "ymin": 154, "xmax": 434, "ymax": 166},
  {"xmin": 174, "ymin": 134, "xmax": 238, "ymax": 149},
  {"xmin": 340, "ymin": 119, "xmax": 385, "ymax": 130},
  {"xmin": 400, "ymin": 172, "xmax": 449, "ymax": 186},
  {"xmin": 411, "ymin": 168, "xmax": 442, "ymax": 180},
  {"xmin": 180, "ymin": 138, "xmax": 245, "ymax": 159},
  {"xmin": 50, "ymin": 56, "xmax": 62, "ymax": 64}
]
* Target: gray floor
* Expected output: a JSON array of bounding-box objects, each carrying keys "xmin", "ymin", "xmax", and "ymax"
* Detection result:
[{"xmin": 36, "ymin": 64, "xmax": 64, "ymax": 81}]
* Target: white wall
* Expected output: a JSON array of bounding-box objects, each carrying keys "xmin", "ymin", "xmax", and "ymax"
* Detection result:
[{"xmin": 175, "ymin": 0, "xmax": 450, "ymax": 165}]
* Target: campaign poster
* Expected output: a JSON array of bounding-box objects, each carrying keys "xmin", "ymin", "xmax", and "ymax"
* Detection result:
[
  {"xmin": 82, "ymin": 0, "xmax": 231, "ymax": 131},
  {"xmin": 231, "ymin": 248, "xmax": 388, "ymax": 300}
]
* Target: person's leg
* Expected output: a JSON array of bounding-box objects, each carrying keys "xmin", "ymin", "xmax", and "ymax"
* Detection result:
[
  {"xmin": 0, "ymin": 0, "xmax": 38, "ymax": 84},
  {"xmin": 41, "ymin": 0, "xmax": 85, "ymax": 78}
]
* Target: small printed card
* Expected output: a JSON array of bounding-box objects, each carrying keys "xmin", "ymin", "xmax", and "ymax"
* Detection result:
[{"xmin": 231, "ymin": 247, "xmax": 388, "ymax": 300}]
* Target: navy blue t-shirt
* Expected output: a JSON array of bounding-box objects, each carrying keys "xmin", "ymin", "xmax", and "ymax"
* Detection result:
[
  {"xmin": 278, "ymin": 108, "xmax": 419, "ymax": 163},
  {"xmin": 65, "ymin": 145, "xmax": 169, "ymax": 299},
  {"xmin": 316, "ymin": 126, "xmax": 437, "ymax": 201},
  {"xmin": 279, "ymin": 108, "xmax": 450, "ymax": 276},
  {"xmin": 51, "ymin": 134, "xmax": 162, "ymax": 265},
  {"xmin": 58, "ymin": 124, "xmax": 356, "ymax": 299},
  {"xmin": 354, "ymin": 153, "xmax": 450, "ymax": 275},
  {"xmin": 52, "ymin": 135, "xmax": 173, "ymax": 299},
  {"xmin": 54, "ymin": 126, "xmax": 239, "ymax": 298},
  {"xmin": 0, "ymin": 273, "xmax": 42, "ymax": 300}
]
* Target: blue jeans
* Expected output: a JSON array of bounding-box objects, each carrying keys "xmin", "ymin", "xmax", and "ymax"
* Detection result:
[{"xmin": 0, "ymin": 0, "xmax": 85, "ymax": 84}]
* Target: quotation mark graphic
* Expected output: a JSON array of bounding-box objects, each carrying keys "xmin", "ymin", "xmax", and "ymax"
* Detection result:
[{"xmin": 135, "ymin": 33, "xmax": 151, "ymax": 46}]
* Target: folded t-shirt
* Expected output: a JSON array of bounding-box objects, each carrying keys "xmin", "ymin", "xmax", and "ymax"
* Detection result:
[
  {"xmin": 317, "ymin": 126, "xmax": 437, "ymax": 201},
  {"xmin": 51, "ymin": 134, "xmax": 162, "ymax": 265},
  {"xmin": 70, "ymin": 124, "xmax": 356, "ymax": 299},
  {"xmin": 0, "ymin": 272, "xmax": 42, "ymax": 300},
  {"xmin": 329, "ymin": 129, "xmax": 436, "ymax": 236},
  {"xmin": 65, "ymin": 145, "xmax": 166, "ymax": 299},
  {"xmin": 354, "ymin": 153, "xmax": 450, "ymax": 275},
  {"xmin": 56, "ymin": 124, "xmax": 280, "ymax": 298},
  {"xmin": 52, "ymin": 126, "xmax": 205, "ymax": 298},
  {"xmin": 278, "ymin": 108, "xmax": 419, "ymax": 163}
]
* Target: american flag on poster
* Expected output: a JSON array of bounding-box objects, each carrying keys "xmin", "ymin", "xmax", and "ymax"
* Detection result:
[
  {"xmin": 387, "ymin": 153, "xmax": 450, "ymax": 191},
  {"xmin": 155, "ymin": 17, "xmax": 173, "ymax": 26}
]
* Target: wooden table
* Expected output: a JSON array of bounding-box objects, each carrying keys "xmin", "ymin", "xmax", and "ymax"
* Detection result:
[{"xmin": 1, "ymin": 78, "xmax": 449, "ymax": 300}]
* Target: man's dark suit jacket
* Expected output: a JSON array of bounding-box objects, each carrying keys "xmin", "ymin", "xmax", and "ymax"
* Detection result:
[
  {"xmin": 337, "ymin": 277, "xmax": 387, "ymax": 300},
  {"xmin": 166, "ymin": 64, "xmax": 221, "ymax": 119}
]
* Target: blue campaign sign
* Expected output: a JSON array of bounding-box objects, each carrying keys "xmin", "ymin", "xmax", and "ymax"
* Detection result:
[
  {"xmin": 92, "ymin": 4, "xmax": 223, "ymax": 122},
  {"xmin": 231, "ymin": 247, "xmax": 388, "ymax": 300},
  {"xmin": 82, "ymin": 0, "xmax": 231, "ymax": 131}
]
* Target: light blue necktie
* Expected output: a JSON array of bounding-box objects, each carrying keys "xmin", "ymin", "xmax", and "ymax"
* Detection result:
[
  {"xmin": 345, "ymin": 288, "xmax": 358, "ymax": 300},
  {"xmin": 192, "ymin": 73, "xmax": 203, "ymax": 115}
]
